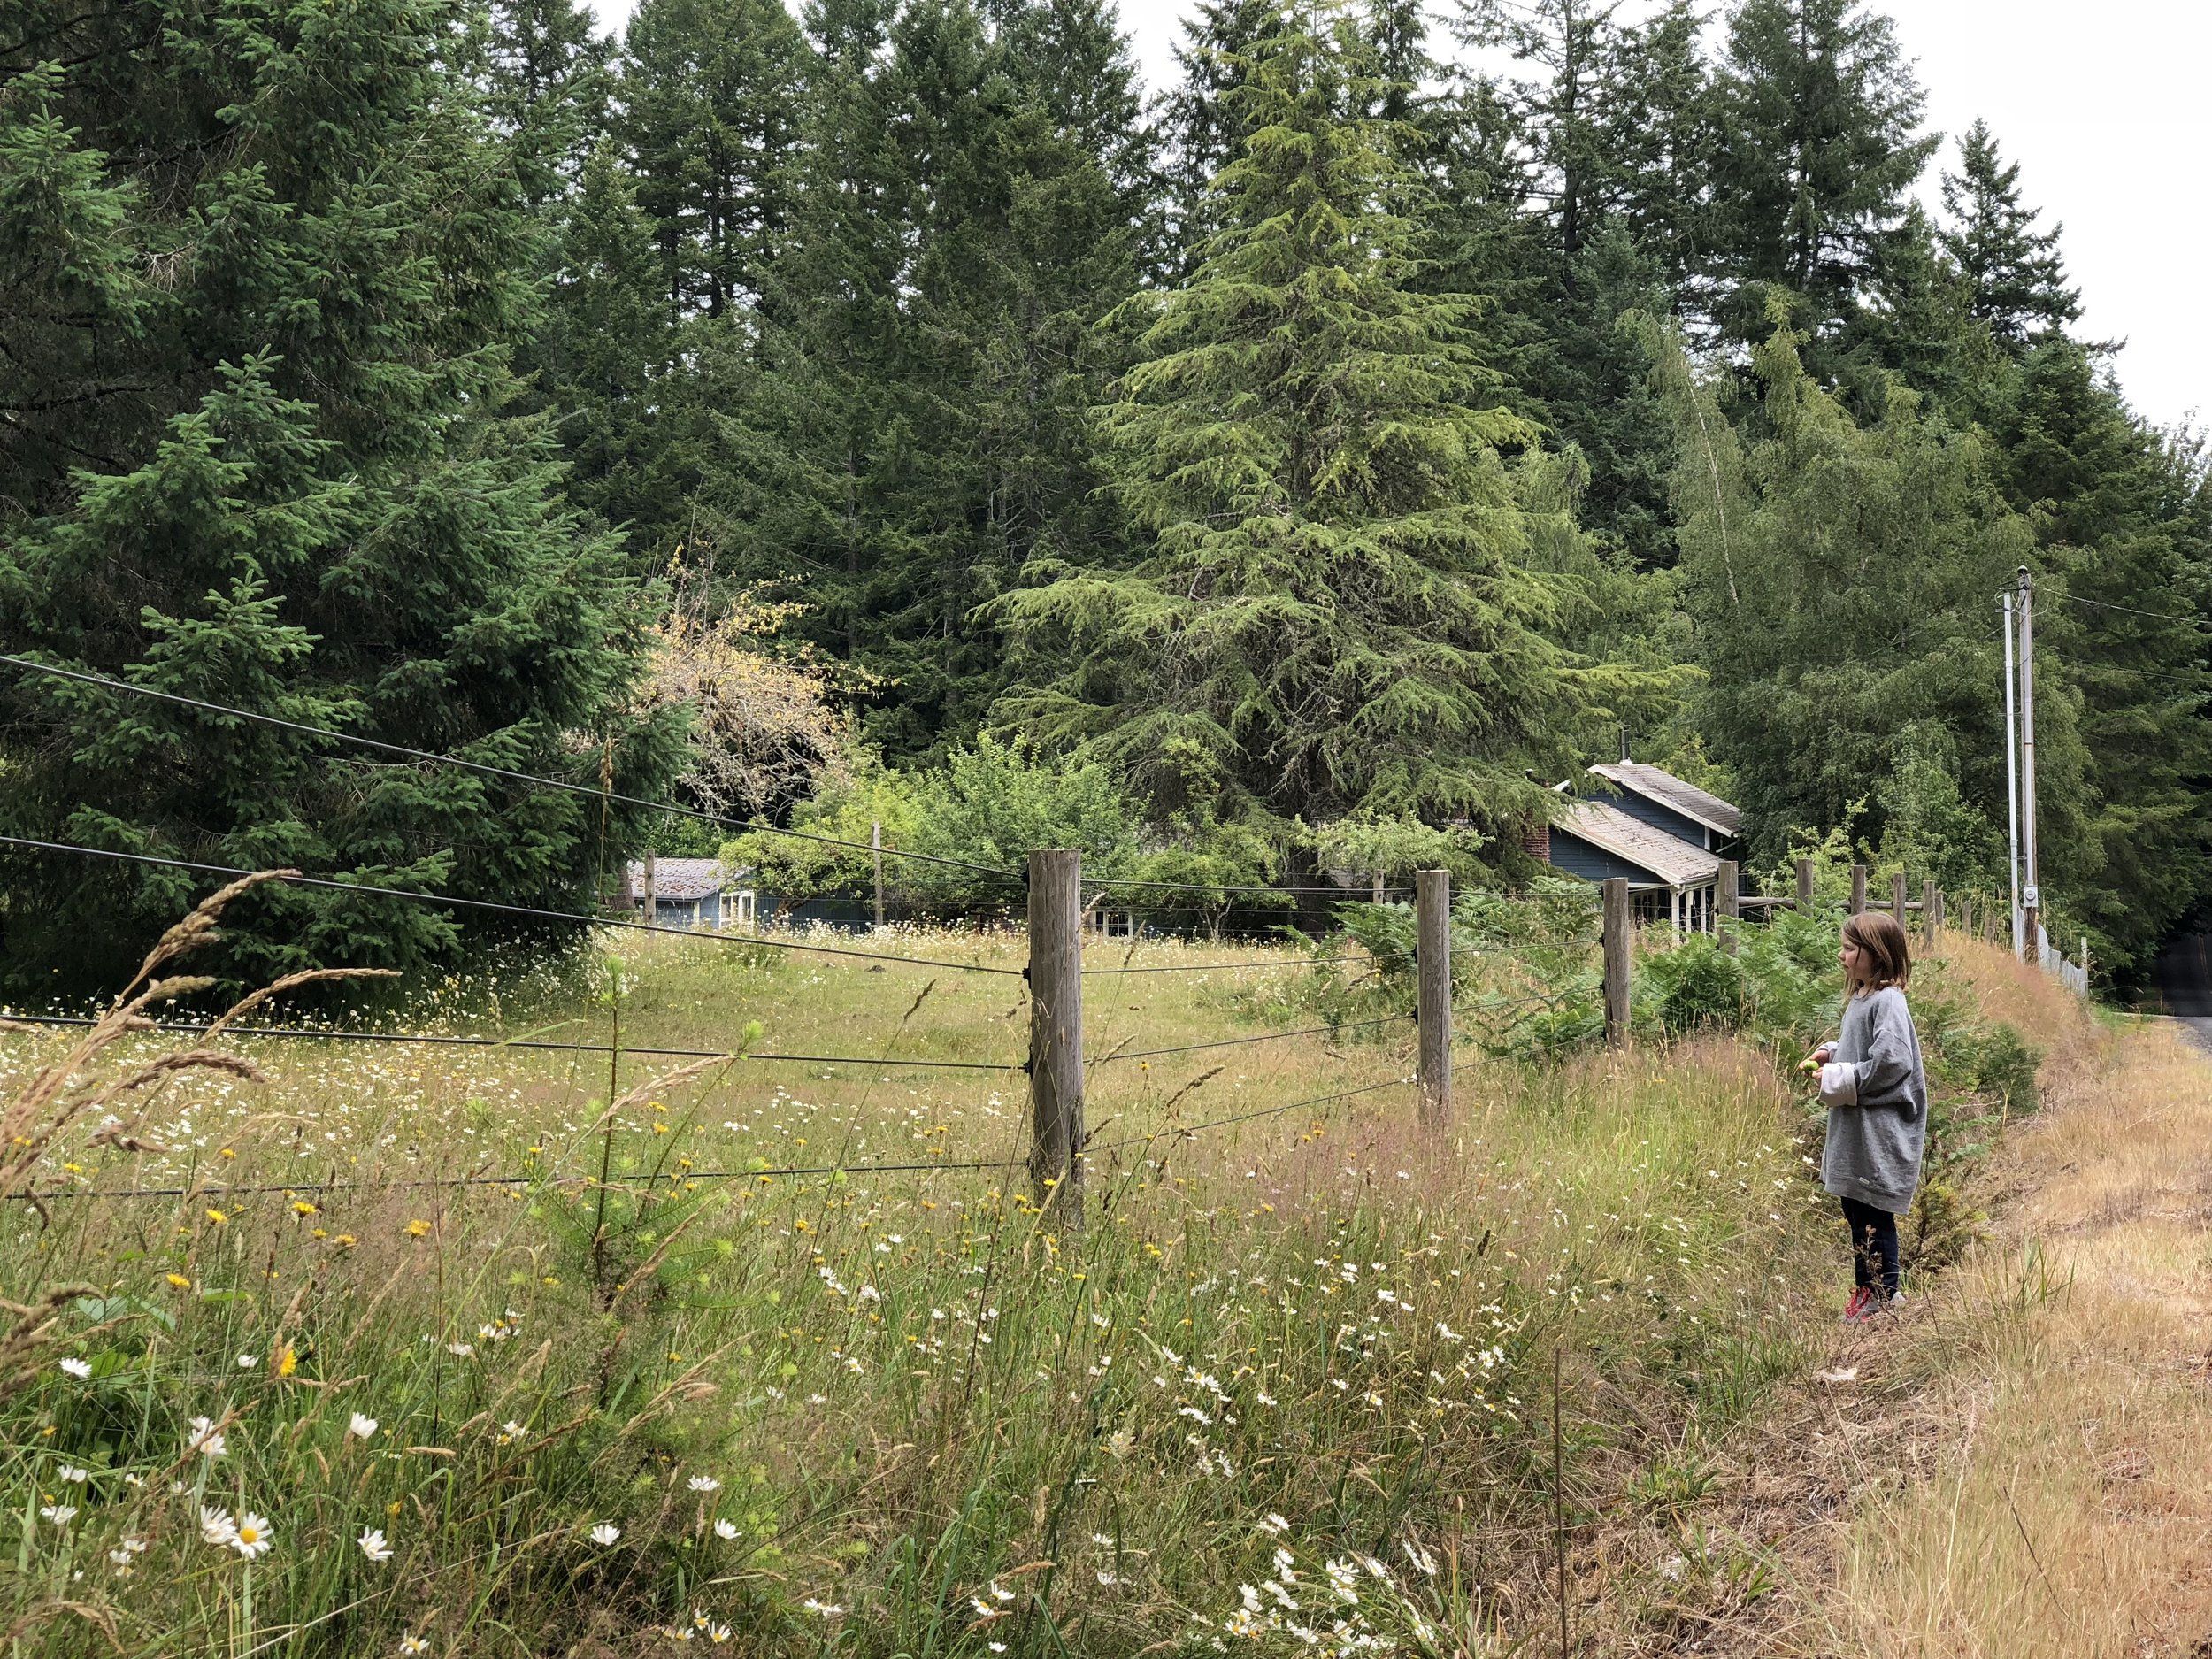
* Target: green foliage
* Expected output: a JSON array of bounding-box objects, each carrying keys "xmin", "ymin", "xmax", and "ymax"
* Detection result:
[
  {"xmin": 1640, "ymin": 934, "xmax": 1746, "ymax": 1034},
  {"xmin": 1302, "ymin": 815, "xmax": 1488, "ymax": 889},
  {"xmin": 1874, "ymin": 721, "xmax": 2008, "ymax": 897},
  {"xmin": 0, "ymin": 0, "xmax": 685, "ymax": 995},
  {"xmin": 996, "ymin": 0, "xmax": 1610, "ymax": 836}
]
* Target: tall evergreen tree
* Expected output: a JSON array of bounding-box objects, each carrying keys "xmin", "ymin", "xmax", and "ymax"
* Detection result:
[
  {"xmin": 694, "ymin": 0, "xmax": 1148, "ymax": 760},
  {"xmin": 1159, "ymin": 0, "xmax": 1283, "ymax": 277},
  {"xmin": 1989, "ymin": 341, "xmax": 2211, "ymax": 974},
  {"xmin": 1647, "ymin": 316, "xmax": 2094, "ymax": 904},
  {"xmin": 618, "ymin": 0, "xmax": 807, "ymax": 320},
  {"xmin": 1939, "ymin": 118, "xmax": 2081, "ymax": 356},
  {"xmin": 0, "ymin": 0, "xmax": 684, "ymax": 995},
  {"xmin": 1704, "ymin": 0, "xmax": 1937, "ymax": 358},
  {"xmin": 997, "ymin": 0, "xmax": 1601, "ymax": 832}
]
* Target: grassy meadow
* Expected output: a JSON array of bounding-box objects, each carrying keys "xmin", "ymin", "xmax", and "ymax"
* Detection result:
[{"xmin": 0, "ymin": 902, "xmax": 2034, "ymax": 1657}]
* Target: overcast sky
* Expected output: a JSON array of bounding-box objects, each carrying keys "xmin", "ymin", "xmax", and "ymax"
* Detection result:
[{"xmin": 587, "ymin": 0, "xmax": 2210, "ymax": 432}]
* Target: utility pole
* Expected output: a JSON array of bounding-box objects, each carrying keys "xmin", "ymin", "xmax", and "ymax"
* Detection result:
[
  {"xmin": 2017, "ymin": 566, "xmax": 2041, "ymax": 964},
  {"xmin": 2002, "ymin": 588, "xmax": 2023, "ymax": 959}
]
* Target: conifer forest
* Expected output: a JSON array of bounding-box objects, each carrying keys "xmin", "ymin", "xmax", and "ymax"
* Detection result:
[{"xmin": 4, "ymin": 0, "xmax": 2206, "ymax": 991}]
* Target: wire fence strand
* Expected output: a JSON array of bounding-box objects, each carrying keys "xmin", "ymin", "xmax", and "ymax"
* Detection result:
[
  {"xmin": 1095, "ymin": 1015, "xmax": 1412, "ymax": 1064},
  {"xmin": 0, "ymin": 654, "xmax": 1018, "ymax": 881},
  {"xmin": 0, "ymin": 1012, "xmax": 1024, "ymax": 1070},
  {"xmin": 0, "ymin": 834, "xmax": 1022, "ymax": 976}
]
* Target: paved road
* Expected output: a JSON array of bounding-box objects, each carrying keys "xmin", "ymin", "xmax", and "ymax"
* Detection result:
[{"xmin": 2152, "ymin": 931, "xmax": 2212, "ymax": 1054}]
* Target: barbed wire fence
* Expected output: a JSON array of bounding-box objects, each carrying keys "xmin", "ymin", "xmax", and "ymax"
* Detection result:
[{"xmin": 0, "ymin": 653, "xmax": 1637, "ymax": 1225}]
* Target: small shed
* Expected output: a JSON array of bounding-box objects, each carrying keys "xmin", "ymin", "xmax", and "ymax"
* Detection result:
[{"xmin": 623, "ymin": 858, "xmax": 756, "ymax": 931}]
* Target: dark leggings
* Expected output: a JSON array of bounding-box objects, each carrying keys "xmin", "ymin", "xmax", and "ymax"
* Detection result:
[{"xmin": 1839, "ymin": 1196, "xmax": 1901, "ymax": 1297}]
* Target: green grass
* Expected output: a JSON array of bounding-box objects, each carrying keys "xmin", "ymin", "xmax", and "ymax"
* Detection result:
[{"xmin": 1, "ymin": 917, "xmax": 1894, "ymax": 1657}]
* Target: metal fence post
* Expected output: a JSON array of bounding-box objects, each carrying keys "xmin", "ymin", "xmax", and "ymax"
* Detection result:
[
  {"xmin": 1716, "ymin": 859, "xmax": 1739, "ymax": 956},
  {"xmin": 1415, "ymin": 869, "xmax": 1451, "ymax": 1125},
  {"xmin": 1848, "ymin": 864, "xmax": 1867, "ymax": 917},
  {"xmin": 1602, "ymin": 878, "xmax": 1632, "ymax": 1048},
  {"xmin": 1027, "ymin": 849, "xmax": 1084, "ymax": 1227}
]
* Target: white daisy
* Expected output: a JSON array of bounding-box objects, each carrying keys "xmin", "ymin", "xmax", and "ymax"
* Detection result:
[
  {"xmin": 348, "ymin": 1413, "xmax": 379, "ymax": 1440},
  {"xmin": 712, "ymin": 1519, "xmax": 740, "ymax": 1540},
  {"xmin": 399, "ymin": 1640, "xmax": 428, "ymax": 1655},
  {"xmin": 39, "ymin": 1503, "xmax": 77, "ymax": 1526},
  {"xmin": 200, "ymin": 1506, "xmax": 238, "ymax": 1548},
  {"xmin": 232, "ymin": 1511, "xmax": 273, "ymax": 1559},
  {"xmin": 187, "ymin": 1417, "xmax": 227, "ymax": 1459},
  {"xmin": 56, "ymin": 1463, "xmax": 88, "ymax": 1483},
  {"xmin": 358, "ymin": 1527, "xmax": 393, "ymax": 1562},
  {"xmin": 588, "ymin": 1523, "xmax": 620, "ymax": 1547},
  {"xmin": 686, "ymin": 1475, "xmax": 720, "ymax": 1493},
  {"xmin": 58, "ymin": 1357, "xmax": 91, "ymax": 1379}
]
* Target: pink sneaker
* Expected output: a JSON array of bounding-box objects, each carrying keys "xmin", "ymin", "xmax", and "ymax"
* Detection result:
[{"xmin": 1841, "ymin": 1286, "xmax": 1874, "ymax": 1324}]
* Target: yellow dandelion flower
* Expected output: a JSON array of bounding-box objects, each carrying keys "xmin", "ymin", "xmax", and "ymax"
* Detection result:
[
  {"xmin": 292, "ymin": 1201, "xmax": 318, "ymax": 1217},
  {"xmin": 334, "ymin": 1233, "xmax": 357, "ymax": 1248},
  {"xmin": 204, "ymin": 1209, "xmax": 228, "ymax": 1226},
  {"xmin": 276, "ymin": 1345, "xmax": 297, "ymax": 1378},
  {"xmin": 165, "ymin": 1273, "xmax": 192, "ymax": 1289},
  {"xmin": 404, "ymin": 1219, "xmax": 431, "ymax": 1238}
]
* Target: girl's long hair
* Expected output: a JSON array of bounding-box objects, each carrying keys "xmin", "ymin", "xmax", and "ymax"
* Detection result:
[{"xmin": 1842, "ymin": 910, "xmax": 1911, "ymax": 995}]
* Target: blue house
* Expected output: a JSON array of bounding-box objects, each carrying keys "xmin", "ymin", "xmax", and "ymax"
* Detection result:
[
  {"xmin": 1537, "ymin": 747, "xmax": 1740, "ymax": 932},
  {"xmin": 624, "ymin": 858, "xmax": 757, "ymax": 931}
]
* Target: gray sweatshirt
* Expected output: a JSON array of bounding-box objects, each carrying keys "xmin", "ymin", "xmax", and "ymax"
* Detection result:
[{"xmin": 1816, "ymin": 985, "xmax": 1928, "ymax": 1213}]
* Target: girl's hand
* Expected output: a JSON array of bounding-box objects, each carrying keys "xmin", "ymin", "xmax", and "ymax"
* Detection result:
[{"xmin": 1799, "ymin": 1042, "xmax": 1835, "ymax": 1073}]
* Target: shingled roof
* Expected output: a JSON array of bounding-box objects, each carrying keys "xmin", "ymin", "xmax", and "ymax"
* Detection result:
[
  {"xmin": 625, "ymin": 858, "xmax": 741, "ymax": 901},
  {"xmin": 1555, "ymin": 800, "xmax": 1723, "ymax": 888},
  {"xmin": 1586, "ymin": 761, "xmax": 1740, "ymax": 837}
]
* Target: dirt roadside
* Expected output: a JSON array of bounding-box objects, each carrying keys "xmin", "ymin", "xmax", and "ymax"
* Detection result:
[{"xmin": 1624, "ymin": 950, "xmax": 2212, "ymax": 1659}]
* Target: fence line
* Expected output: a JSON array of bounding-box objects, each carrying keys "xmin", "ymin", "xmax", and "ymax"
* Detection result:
[
  {"xmin": 0, "ymin": 833, "xmax": 1022, "ymax": 976},
  {"xmin": 0, "ymin": 653, "xmax": 1018, "ymax": 881},
  {"xmin": 0, "ymin": 1012, "xmax": 1025, "ymax": 1071}
]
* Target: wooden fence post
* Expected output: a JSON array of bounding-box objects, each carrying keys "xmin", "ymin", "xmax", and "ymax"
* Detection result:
[
  {"xmin": 1922, "ymin": 879, "xmax": 1938, "ymax": 948},
  {"xmin": 2080, "ymin": 935, "xmax": 2091, "ymax": 991},
  {"xmin": 641, "ymin": 850, "xmax": 657, "ymax": 925},
  {"xmin": 1416, "ymin": 869, "xmax": 1451, "ymax": 1125},
  {"xmin": 1848, "ymin": 864, "xmax": 1867, "ymax": 917},
  {"xmin": 1794, "ymin": 857, "xmax": 1815, "ymax": 911},
  {"xmin": 1027, "ymin": 849, "xmax": 1085, "ymax": 1227},
  {"xmin": 1602, "ymin": 878, "xmax": 1632, "ymax": 1048},
  {"xmin": 1891, "ymin": 871, "xmax": 1909, "ymax": 925},
  {"xmin": 872, "ymin": 822, "xmax": 885, "ymax": 930},
  {"xmin": 1716, "ymin": 859, "xmax": 1739, "ymax": 956}
]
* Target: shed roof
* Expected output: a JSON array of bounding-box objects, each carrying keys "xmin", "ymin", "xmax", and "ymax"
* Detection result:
[
  {"xmin": 626, "ymin": 858, "xmax": 742, "ymax": 901},
  {"xmin": 1586, "ymin": 761, "xmax": 1740, "ymax": 836},
  {"xmin": 1555, "ymin": 800, "xmax": 1723, "ymax": 889}
]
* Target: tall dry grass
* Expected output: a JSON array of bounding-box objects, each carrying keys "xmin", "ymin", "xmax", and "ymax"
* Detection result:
[
  {"xmin": 0, "ymin": 912, "xmax": 2056, "ymax": 1656},
  {"xmin": 1826, "ymin": 943, "xmax": 2212, "ymax": 1657}
]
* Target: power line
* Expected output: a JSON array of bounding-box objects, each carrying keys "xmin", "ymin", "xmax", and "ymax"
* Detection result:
[
  {"xmin": 0, "ymin": 653, "xmax": 1018, "ymax": 881},
  {"xmin": 0, "ymin": 834, "xmax": 1021, "ymax": 977},
  {"xmin": 0, "ymin": 1012, "xmax": 1024, "ymax": 1070},
  {"xmin": 2050, "ymin": 590, "xmax": 2207, "ymax": 626},
  {"xmin": 1095, "ymin": 1014, "xmax": 1412, "ymax": 1064}
]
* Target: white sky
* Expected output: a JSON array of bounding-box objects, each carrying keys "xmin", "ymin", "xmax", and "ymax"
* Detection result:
[{"xmin": 587, "ymin": 0, "xmax": 2212, "ymax": 432}]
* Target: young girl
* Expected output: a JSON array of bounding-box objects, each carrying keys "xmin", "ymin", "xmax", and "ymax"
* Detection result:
[{"xmin": 1804, "ymin": 910, "xmax": 1928, "ymax": 1323}]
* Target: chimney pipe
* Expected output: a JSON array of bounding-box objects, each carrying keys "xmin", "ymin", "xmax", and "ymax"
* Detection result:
[{"xmin": 1618, "ymin": 724, "xmax": 1632, "ymax": 764}]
